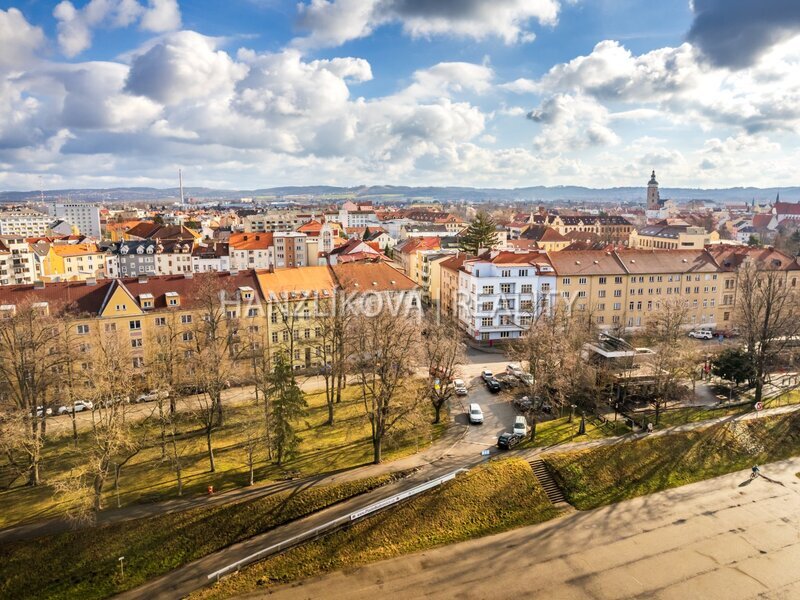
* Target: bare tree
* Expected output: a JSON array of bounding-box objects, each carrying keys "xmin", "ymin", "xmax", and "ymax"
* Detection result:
[
  {"xmin": 316, "ymin": 290, "xmax": 354, "ymax": 425},
  {"xmin": 82, "ymin": 328, "xmax": 140, "ymax": 512},
  {"xmin": 735, "ymin": 258, "xmax": 800, "ymax": 404},
  {"xmin": 642, "ymin": 299, "xmax": 691, "ymax": 424},
  {"xmin": 351, "ymin": 305, "xmax": 420, "ymax": 464},
  {"xmin": 422, "ymin": 313, "xmax": 465, "ymax": 424},
  {"xmin": 0, "ymin": 299, "xmax": 65, "ymax": 486},
  {"xmin": 187, "ymin": 273, "xmax": 246, "ymax": 427}
]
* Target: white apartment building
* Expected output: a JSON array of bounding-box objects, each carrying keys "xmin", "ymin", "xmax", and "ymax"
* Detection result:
[
  {"xmin": 49, "ymin": 203, "xmax": 102, "ymax": 237},
  {"xmin": 0, "ymin": 209, "xmax": 51, "ymax": 237},
  {"xmin": 337, "ymin": 208, "xmax": 380, "ymax": 229},
  {"xmin": 242, "ymin": 212, "xmax": 311, "ymax": 233},
  {"xmin": 0, "ymin": 236, "xmax": 39, "ymax": 285},
  {"xmin": 457, "ymin": 250, "xmax": 557, "ymax": 343}
]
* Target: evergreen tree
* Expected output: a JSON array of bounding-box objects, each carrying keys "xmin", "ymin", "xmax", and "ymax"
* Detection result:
[
  {"xmin": 267, "ymin": 353, "xmax": 307, "ymax": 465},
  {"xmin": 459, "ymin": 211, "xmax": 499, "ymax": 255},
  {"xmin": 712, "ymin": 348, "xmax": 756, "ymax": 386}
]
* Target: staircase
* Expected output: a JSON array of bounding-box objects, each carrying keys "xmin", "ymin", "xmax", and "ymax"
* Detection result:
[{"xmin": 530, "ymin": 459, "xmax": 569, "ymax": 506}]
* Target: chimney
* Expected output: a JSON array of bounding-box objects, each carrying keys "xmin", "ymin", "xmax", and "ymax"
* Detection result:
[{"xmin": 138, "ymin": 275, "xmax": 148, "ymax": 284}]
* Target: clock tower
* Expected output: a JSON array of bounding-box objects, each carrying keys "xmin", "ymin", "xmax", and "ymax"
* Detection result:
[{"xmin": 646, "ymin": 170, "xmax": 661, "ymax": 211}]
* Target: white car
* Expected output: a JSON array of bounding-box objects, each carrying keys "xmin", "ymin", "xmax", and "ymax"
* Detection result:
[
  {"xmin": 468, "ymin": 403, "xmax": 484, "ymax": 425},
  {"xmin": 481, "ymin": 369, "xmax": 494, "ymax": 382},
  {"xmin": 506, "ymin": 364, "xmax": 524, "ymax": 378},
  {"xmin": 33, "ymin": 406, "xmax": 52, "ymax": 417},
  {"xmin": 688, "ymin": 330, "xmax": 713, "ymax": 340},
  {"xmin": 453, "ymin": 379, "xmax": 468, "ymax": 396},
  {"xmin": 58, "ymin": 400, "xmax": 93, "ymax": 415},
  {"xmin": 135, "ymin": 390, "xmax": 170, "ymax": 403},
  {"xmin": 513, "ymin": 415, "xmax": 529, "ymax": 437},
  {"xmin": 518, "ymin": 373, "xmax": 534, "ymax": 386}
]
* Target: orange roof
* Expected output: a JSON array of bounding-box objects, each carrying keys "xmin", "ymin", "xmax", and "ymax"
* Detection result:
[
  {"xmin": 228, "ymin": 232, "xmax": 274, "ymax": 250},
  {"xmin": 331, "ymin": 262, "xmax": 417, "ymax": 291},
  {"xmin": 297, "ymin": 219, "xmax": 323, "ymax": 234},
  {"xmin": 255, "ymin": 266, "xmax": 335, "ymax": 298},
  {"xmin": 50, "ymin": 243, "xmax": 103, "ymax": 257}
]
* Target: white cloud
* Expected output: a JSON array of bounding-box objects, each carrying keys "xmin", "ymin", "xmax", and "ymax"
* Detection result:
[
  {"xmin": 527, "ymin": 94, "xmax": 619, "ymax": 152},
  {"xmin": 140, "ymin": 0, "xmax": 181, "ymax": 32},
  {"xmin": 53, "ymin": 0, "xmax": 181, "ymax": 57},
  {"xmin": 125, "ymin": 31, "xmax": 247, "ymax": 104},
  {"xmin": 295, "ymin": 0, "xmax": 560, "ymax": 49},
  {"xmin": 0, "ymin": 8, "xmax": 45, "ymax": 71}
]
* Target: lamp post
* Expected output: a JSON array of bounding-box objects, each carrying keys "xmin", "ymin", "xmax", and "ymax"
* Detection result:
[
  {"xmin": 118, "ymin": 556, "xmax": 125, "ymax": 578},
  {"xmin": 578, "ymin": 411, "xmax": 586, "ymax": 436},
  {"xmin": 569, "ymin": 404, "xmax": 576, "ymax": 423}
]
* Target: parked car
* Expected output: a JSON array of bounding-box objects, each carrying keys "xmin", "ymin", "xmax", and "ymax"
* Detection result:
[
  {"xmin": 468, "ymin": 403, "xmax": 484, "ymax": 424},
  {"xmin": 506, "ymin": 364, "xmax": 524, "ymax": 378},
  {"xmin": 453, "ymin": 379, "xmax": 468, "ymax": 396},
  {"xmin": 135, "ymin": 389, "xmax": 170, "ymax": 404},
  {"xmin": 688, "ymin": 330, "xmax": 713, "ymax": 340},
  {"xmin": 33, "ymin": 406, "xmax": 52, "ymax": 417},
  {"xmin": 57, "ymin": 400, "xmax": 93, "ymax": 415},
  {"xmin": 518, "ymin": 373, "xmax": 534, "ymax": 386},
  {"xmin": 481, "ymin": 369, "xmax": 494, "ymax": 382},
  {"xmin": 497, "ymin": 432, "xmax": 524, "ymax": 450},
  {"xmin": 486, "ymin": 378, "xmax": 502, "ymax": 393},
  {"xmin": 495, "ymin": 374, "xmax": 518, "ymax": 389},
  {"xmin": 513, "ymin": 415, "xmax": 529, "ymax": 436}
]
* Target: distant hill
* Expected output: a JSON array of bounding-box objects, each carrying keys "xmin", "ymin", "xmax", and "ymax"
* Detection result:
[{"xmin": 0, "ymin": 185, "xmax": 797, "ymax": 204}]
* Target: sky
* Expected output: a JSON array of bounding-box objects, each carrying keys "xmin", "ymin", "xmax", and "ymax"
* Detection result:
[{"xmin": 1, "ymin": 0, "xmax": 800, "ymax": 191}]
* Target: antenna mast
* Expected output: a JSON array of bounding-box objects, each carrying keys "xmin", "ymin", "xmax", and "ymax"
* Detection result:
[{"xmin": 179, "ymin": 169, "xmax": 185, "ymax": 205}]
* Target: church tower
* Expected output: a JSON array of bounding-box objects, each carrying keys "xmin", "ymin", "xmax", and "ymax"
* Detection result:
[{"xmin": 646, "ymin": 170, "xmax": 661, "ymax": 211}]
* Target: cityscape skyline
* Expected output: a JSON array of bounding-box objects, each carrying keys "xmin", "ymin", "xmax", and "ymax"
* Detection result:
[{"xmin": 2, "ymin": 1, "xmax": 800, "ymax": 191}]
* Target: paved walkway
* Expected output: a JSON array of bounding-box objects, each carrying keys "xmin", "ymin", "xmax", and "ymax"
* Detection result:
[{"xmin": 258, "ymin": 456, "xmax": 800, "ymax": 600}]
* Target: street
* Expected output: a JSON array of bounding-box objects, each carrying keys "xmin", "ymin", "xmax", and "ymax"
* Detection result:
[{"xmin": 256, "ymin": 457, "xmax": 800, "ymax": 600}]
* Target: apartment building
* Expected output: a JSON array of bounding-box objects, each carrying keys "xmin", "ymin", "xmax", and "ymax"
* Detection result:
[
  {"xmin": 629, "ymin": 224, "xmax": 719, "ymax": 250},
  {"xmin": 49, "ymin": 203, "xmax": 102, "ymax": 237},
  {"xmin": 228, "ymin": 233, "xmax": 274, "ymax": 271},
  {"xmin": 0, "ymin": 209, "xmax": 51, "ymax": 237},
  {"xmin": 192, "ymin": 243, "xmax": 231, "ymax": 273},
  {"xmin": 0, "ymin": 236, "xmax": 38, "ymax": 285},
  {"xmin": 39, "ymin": 242, "xmax": 107, "ymax": 281},
  {"xmin": 242, "ymin": 212, "xmax": 312, "ymax": 233},
  {"xmin": 439, "ymin": 253, "xmax": 467, "ymax": 320},
  {"xmin": 457, "ymin": 250, "xmax": 557, "ymax": 343},
  {"xmin": 273, "ymin": 232, "xmax": 308, "ymax": 269}
]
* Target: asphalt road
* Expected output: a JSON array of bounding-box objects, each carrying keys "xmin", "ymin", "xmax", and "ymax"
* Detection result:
[{"xmin": 256, "ymin": 457, "xmax": 800, "ymax": 600}]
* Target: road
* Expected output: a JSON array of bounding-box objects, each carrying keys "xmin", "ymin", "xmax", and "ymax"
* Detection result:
[{"xmin": 256, "ymin": 457, "xmax": 800, "ymax": 600}]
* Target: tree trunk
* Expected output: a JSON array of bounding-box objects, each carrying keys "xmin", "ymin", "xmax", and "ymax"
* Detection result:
[
  {"xmin": 432, "ymin": 399, "xmax": 442, "ymax": 424},
  {"xmin": 93, "ymin": 472, "xmax": 105, "ymax": 512},
  {"xmin": 206, "ymin": 428, "xmax": 216, "ymax": 473},
  {"xmin": 214, "ymin": 394, "xmax": 224, "ymax": 427},
  {"xmin": 27, "ymin": 458, "xmax": 40, "ymax": 487},
  {"xmin": 372, "ymin": 436, "xmax": 382, "ymax": 464},
  {"xmin": 529, "ymin": 415, "xmax": 537, "ymax": 442},
  {"xmin": 248, "ymin": 451, "xmax": 254, "ymax": 486},
  {"xmin": 325, "ymin": 377, "xmax": 334, "ymax": 426},
  {"xmin": 71, "ymin": 411, "xmax": 79, "ymax": 448},
  {"xmin": 754, "ymin": 377, "xmax": 764, "ymax": 404},
  {"xmin": 114, "ymin": 463, "xmax": 122, "ymax": 508}
]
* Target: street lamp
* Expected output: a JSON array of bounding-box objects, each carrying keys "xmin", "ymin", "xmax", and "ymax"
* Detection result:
[
  {"xmin": 569, "ymin": 404, "xmax": 576, "ymax": 423},
  {"xmin": 118, "ymin": 556, "xmax": 125, "ymax": 578}
]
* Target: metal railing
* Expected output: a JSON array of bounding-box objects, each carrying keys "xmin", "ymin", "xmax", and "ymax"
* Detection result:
[{"xmin": 206, "ymin": 468, "xmax": 467, "ymax": 583}]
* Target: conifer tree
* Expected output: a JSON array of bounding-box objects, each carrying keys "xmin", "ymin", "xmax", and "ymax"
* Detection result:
[{"xmin": 459, "ymin": 210, "xmax": 499, "ymax": 254}]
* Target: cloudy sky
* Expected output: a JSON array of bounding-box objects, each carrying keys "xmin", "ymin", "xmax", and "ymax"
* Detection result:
[{"xmin": 1, "ymin": 0, "xmax": 799, "ymax": 191}]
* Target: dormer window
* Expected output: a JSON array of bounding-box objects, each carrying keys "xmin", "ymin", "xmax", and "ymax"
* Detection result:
[
  {"xmin": 136, "ymin": 246, "xmax": 144, "ymax": 254},
  {"xmin": 238, "ymin": 286, "xmax": 254, "ymax": 301},
  {"xmin": 166, "ymin": 291, "xmax": 180, "ymax": 307},
  {"xmin": 146, "ymin": 246, "xmax": 154, "ymax": 254},
  {"xmin": 139, "ymin": 293, "xmax": 154, "ymax": 309}
]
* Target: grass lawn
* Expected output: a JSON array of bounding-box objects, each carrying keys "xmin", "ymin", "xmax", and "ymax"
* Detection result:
[
  {"xmin": 192, "ymin": 458, "xmax": 564, "ymax": 599},
  {"xmin": 544, "ymin": 411, "xmax": 800, "ymax": 510},
  {"xmin": 518, "ymin": 415, "xmax": 630, "ymax": 449},
  {"xmin": 766, "ymin": 389, "xmax": 800, "ymax": 408},
  {"xmin": 650, "ymin": 403, "xmax": 751, "ymax": 428},
  {"xmin": 0, "ymin": 385, "xmax": 444, "ymax": 528},
  {"xmin": 0, "ymin": 472, "xmax": 402, "ymax": 600}
]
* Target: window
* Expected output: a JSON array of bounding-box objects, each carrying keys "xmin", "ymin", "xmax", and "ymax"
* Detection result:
[
  {"xmin": 578, "ymin": 277, "xmax": 587, "ymax": 285},
  {"xmin": 613, "ymin": 302, "xmax": 621, "ymax": 310},
  {"xmin": 132, "ymin": 357, "xmax": 144, "ymax": 368},
  {"xmin": 518, "ymin": 269, "xmax": 528, "ymax": 277},
  {"xmin": 577, "ymin": 291, "xmax": 586, "ymax": 298},
  {"xmin": 283, "ymin": 330, "xmax": 290, "ymax": 342},
  {"xmin": 183, "ymin": 331, "xmax": 193, "ymax": 342},
  {"xmin": 501, "ymin": 269, "xmax": 511, "ymax": 277},
  {"xmin": 500, "ymin": 283, "xmax": 513, "ymax": 294},
  {"xmin": 499, "ymin": 331, "xmax": 511, "ymax": 338},
  {"xmin": 481, "ymin": 317, "xmax": 493, "ymax": 327},
  {"xmin": 562, "ymin": 277, "xmax": 571, "ymax": 285},
  {"xmin": 614, "ymin": 276, "xmax": 623, "ymax": 284},
  {"xmin": 155, "ymin": 317, "xmax": 166, "ymax": 326},
  {"xmin": 520, "ymin": 284, "xmax": 533, "ymax": 294},
  {"xmin": 482, "ymin": 286, "xmax": 494, "ymax": 294},
  {"xmin": 315, "ymin": 327, "xmax": 321, "ymax": 337},
  {"xmin": 481, "ymin": 302, "xmax": 493, "ymax": 311},
  {"xmin": 562, "ymin": 291, "xmax": 570, "ymax": 299},
  {"xmin": 304, "ymin": 328, "xmax": 311, "ymax": 339},
  {"xmin": 596, "ymin": 315, "xmax": 605, "ymax": 324},
  {"xmin": 614, "ymin": 289, "xmax": 622, "ymax": 297},
  {"xmin": 629, "ymin": 302, "xmax": 635, "ymax": 311},
  {"xmin": 131, "ymin": 338, "xmax": 143, "ymax": 348},
  {"xmin": 226, "ymin": 310, "xmax": 237, "ymax": 319},
  {"xmin": 271, "ymin": 312, "xmax": 278, "ymax": 323},
  {"xmin": 541, "ymin": 283, "xmax": 550, "ymax": 293},
  {"xmin": 599, "ymin": 277, "xmax": 607, "ymax": 285},
  {"xmin": 272, "ymin": 332, "xmax": 278, "ymax": 343},
  {"xmin": 105, "ymin": 323, "xmax": 116, "ymax": 332},
  {"xmin": 168, "ymin": 298, "xmax": 178, "ymax": 306},
  {"xmin": 499, "ymin": 315, "xmax": 513, "ymax": 326},
  {"xmin": 520, "ymin": 300, "xmax": 533, "ymax": 311},
  {"xmin": 129, "ymin": 319, "xmax": 141, "ymax": 330},
  {"xmin": 181, "ymin": 315, "xmax": 192, "ymax": 324},
  {"xmin": 598, "ymin": 290, "xmax": 606, "ymax": 298},
  {"xmin": 116, "ymin": 304, "xmax": 127, "ymax": 311},
  {"xmin": 77, "ymin": 324, "xmax": 89, "ymax": 335}
]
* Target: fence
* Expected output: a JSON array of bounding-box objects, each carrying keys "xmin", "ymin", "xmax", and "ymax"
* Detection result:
[{"xmin": 206, "ymin": 467, "xmax": 468, "ymax": 583}]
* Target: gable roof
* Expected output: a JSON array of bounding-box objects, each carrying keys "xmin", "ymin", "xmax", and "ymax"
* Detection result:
[
  {"xmin": 256, "ymin": 266, "xmax": 336, "ymax": 299},
  {"xmin": 228, "ymin": 232, "xmax": 274, "ymax": 250},
  {"xmin": 331, "ymin": 262, "xmax": 417, "ymax": 291}
]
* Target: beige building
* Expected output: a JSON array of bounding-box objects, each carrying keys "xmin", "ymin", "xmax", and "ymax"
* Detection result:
[{"xmin": 629, "ymin": 223, "xmax": 719, "ymax": 250}]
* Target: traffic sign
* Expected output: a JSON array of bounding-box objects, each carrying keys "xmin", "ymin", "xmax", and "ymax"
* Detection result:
[{"xmin": 755, "ymin": 402, "xmax": 764, "ymax": 411}]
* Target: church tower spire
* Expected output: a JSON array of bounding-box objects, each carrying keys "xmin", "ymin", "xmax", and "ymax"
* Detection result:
[{"xmin": 647, "ymin": 170, "xmax": 660, "ymax": 211}]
